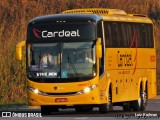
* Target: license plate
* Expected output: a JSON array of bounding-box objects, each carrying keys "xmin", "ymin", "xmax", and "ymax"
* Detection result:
[{"xmin": 55, "ymin": 98, "xmax": 68, "ymax": 102}]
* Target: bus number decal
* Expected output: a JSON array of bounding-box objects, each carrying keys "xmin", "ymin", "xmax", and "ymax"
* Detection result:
[
  {"xmin": 119, "ymin": 71, "xmax": 130, "ymax": 74},
  {"xmin": 78, "ymin": 83, "xmax": 90, "ymax": 86}
]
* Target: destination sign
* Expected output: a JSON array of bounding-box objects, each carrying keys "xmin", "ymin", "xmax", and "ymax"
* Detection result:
[
  {"xmin": 27, "ymin": 23, "xmax": 96, "ymax": 43},
  {"xmin": 41, "ymin": 29, "xmax": 80, "ymax": 38}
]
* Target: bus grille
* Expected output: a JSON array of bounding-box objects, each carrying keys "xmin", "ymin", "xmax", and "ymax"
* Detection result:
[{"xmin": 45, "ymin": 92, "xmax": 78, "ymax": 96}]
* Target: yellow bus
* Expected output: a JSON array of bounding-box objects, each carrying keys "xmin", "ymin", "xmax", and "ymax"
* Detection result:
[{"xmin": 16, "ymin": 8, "xmax": 157, "ymax": 114}]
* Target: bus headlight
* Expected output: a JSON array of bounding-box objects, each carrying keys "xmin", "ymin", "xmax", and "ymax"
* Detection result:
[
  {"xmin": 28, "ymin": 86, "xmax": 47, "ymax": 96},
  {"xmin": 77, "ymin": 84, "xmax": 98, "ymax": 95},
  {"xmin": 84, "ymin": 87, "xmax": 90, "ymax": 93},
  {"xmin": 33, "ymin": 89, "xmax": 39, "ymax": 94}
]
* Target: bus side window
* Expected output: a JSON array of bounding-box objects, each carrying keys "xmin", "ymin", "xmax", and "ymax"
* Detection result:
[
  {"xmin": 147, "ymin": 25, "xmax": 154, "ymax": 48},
  {"xmin": 135, "ymin": 24, "xmax": 141, "ymax": 48},
  {"xmin": 104, "ymin": 22, "xmax": 112, "ymax": 47},
  {"xmin": 118, "ymin": 23, "xmax": 122, "ymax": 47},
  {"xmin": 141, "ymin": 24, "xmax": 147, "ymax": 48},
  {"xmin": 112, "ymin": 23, "xmax": 119, "ymax": 47},
  {"xmin": 126, "ymin": 23, "xmax": 133, "ymax": 48},
  {"xmin": 121, "ymin": 23, "xmax": 127, "ymax": 47}
]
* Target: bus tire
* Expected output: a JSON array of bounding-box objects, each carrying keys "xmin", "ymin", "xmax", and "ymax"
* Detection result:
[
  {"xmin": 99, "ymin": 103, "xmax": 108, "ymax": 113},
  {"xmin": 131, "ymin": 89, "xmax": 147, "ymax": 111},
  {"xmin": 123, "ymin": 102, "xmax": 131, "ymax": 111},
  {"xmin": 41, "ymin": 106, "xmax": 59, "ymax": 115},
  {"xmin": 75, "ymin": 106, "xmax": 93, "ymax": 112},
  {"xmin": 41, "ymin": 106, "xmax": 52, "ymax": 115},
  {"xmin": 99, "ymin": 92, "xmax": 113, "ymax": 113},
  {"xmin": 141, "ymin": 90, "xmax": 147, "ymax": 111},
  {"xmin": 75, "ymin": 107, "xmax": 83, "ymax": 112}
]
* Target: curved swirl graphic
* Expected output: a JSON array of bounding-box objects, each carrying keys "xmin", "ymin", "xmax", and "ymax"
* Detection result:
[
  {"xmin": 130, "ymin": 30, "xmax": 138, "ymax": 75},
  {"xmin": 33, "ymin": 28, "xmax": 41, "ymax": 38}
]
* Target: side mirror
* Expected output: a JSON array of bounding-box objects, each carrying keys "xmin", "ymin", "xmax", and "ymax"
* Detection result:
[
  {"xmin": 96, "ymin": 38, "xmax": 102, "ymax": 58},
  {"xmin": 16, "ymin": 41, "xmax": 26, "ymax": 61}
]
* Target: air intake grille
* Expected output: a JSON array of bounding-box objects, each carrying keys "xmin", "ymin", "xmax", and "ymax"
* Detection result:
[
  {"xmin": 45, "ymin": 92, "xmax": 78, "ymax": 96},
  {"xmin": 62, "ymin": 8, "xmax": 127, "ymax": 15}
]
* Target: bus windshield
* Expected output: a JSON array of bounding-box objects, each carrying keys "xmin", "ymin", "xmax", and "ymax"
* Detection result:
[{"xmin": 27, "ymin": 42, "xmax": 96, "ymax": 82}]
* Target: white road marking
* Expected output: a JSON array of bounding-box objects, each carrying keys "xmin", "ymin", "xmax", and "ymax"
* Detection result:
[{"xmin": 75, "ymin": 117, "xmax": 88, "ymax": 120}]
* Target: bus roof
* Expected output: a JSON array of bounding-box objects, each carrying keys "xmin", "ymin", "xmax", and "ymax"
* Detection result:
[
  {"xmin": 62, "ymin": 8, "xmax": 153, "ymax": 24},
  {"xmin": 29, "ymin": 8, "xmax": 153, "ymax": 25},
  {"xmin": 101, "ymin": 14, "xmax": 152, "ymax": 23},
  {"xmin": 29, "ymin": 14, "xmax": 102, "ymax": 24},
  {"xmin": 62, "ymin": 8, "xmax": 127, "ymax": 15}
]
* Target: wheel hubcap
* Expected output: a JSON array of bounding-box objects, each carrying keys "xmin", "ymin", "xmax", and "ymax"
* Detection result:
[
  {"xmin": 138, "ymin": 97, "xmax": 141, "ymax": 107},
  {"xmin": 142, "ymin": 91, "xmax": 147, "ymax": 105}
]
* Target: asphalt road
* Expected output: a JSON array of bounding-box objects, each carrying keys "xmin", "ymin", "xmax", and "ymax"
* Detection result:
[{"xmin": 0, "ymin": 96, "xmax": 160, "ymax": 120}]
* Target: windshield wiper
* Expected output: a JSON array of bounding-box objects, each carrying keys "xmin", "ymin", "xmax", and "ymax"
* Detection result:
[{"xmin": 67, "ymin": 50, "xmax": 80, "ymax": 79}]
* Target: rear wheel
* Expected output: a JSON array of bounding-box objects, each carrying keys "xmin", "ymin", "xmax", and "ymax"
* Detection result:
[
  {"xmin": 131, "ymin": 89, "xmax": 147, "ymax": 111},
  {"xmin": 141, "ymin": 90, "xmax": 147, "ymax": 111},
  {"xmin": 75, "ymin": 105, "xmax": 93, "ymax": 112},
  {"xmin": 123, "ymin": 102, "xmax": 131, "ymax": 111}
]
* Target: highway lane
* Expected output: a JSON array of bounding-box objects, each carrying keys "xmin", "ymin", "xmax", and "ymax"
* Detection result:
[
  {"xmin": 0, "ymin": 97, "xmax": 160, "ymax": 119},
  {"xmin": 44, "ymin": 97, "xmax": 160, "ymax": 117}
]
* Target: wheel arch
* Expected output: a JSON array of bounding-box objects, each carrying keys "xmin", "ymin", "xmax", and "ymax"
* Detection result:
[
  {"xmin": 107, "ymin": 81, "xmax": 112, "ymax": 96},
  {"xmin": 142, "ymin": 79, "xmax": 148, "ymax": 92},
  {"xmin": 106, "ymin": 80, "xmax": 112, "ymax": 103},
  {"xmin": 138, "ymin": 78, "xmax": 148, "ymax": 95}
]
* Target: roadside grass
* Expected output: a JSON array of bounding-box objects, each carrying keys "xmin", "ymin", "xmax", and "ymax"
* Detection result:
[{"xmin": 0, "ymin": 104, "xmax": 27, "ymax": 111}]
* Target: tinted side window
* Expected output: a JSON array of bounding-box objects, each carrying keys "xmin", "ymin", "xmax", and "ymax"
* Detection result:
[
  {"xmin": 105, "ymin": 22, "xmax": 112, "ymax": 47},
  {"xmin": 147, "ymin": 24, "xmax": 154, "ymax": 48},
  {"xmin": 104, "ymin": 22, "xmax": 154, "ymax": 48}
]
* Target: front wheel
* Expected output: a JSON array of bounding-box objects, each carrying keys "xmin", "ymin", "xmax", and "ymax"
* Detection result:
[
  {"xmin": 99, "ymin": 92, "xmax": 113, "ymax": 113},
  {"xmin": 41, "ymin": 106, "xmax": 59, "ymax": 115},
  {"xmin": 41, "ymin": 106, "xmax": 52, "ymax": 115}
]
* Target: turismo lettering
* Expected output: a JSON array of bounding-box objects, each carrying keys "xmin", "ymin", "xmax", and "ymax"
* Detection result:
[
  {"xmin": 117, "ymin": 51, "xmax": 133, "ymax": 67},
  {"xmin": 42, "ymin": 30, "xmax": 80, "ymax": 38}
]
